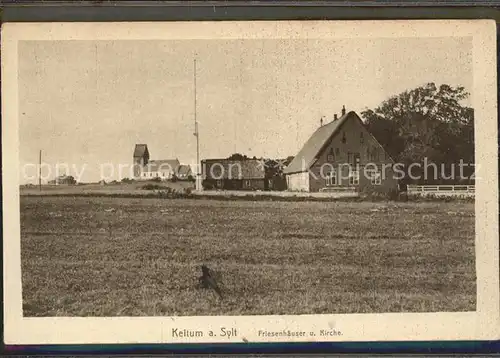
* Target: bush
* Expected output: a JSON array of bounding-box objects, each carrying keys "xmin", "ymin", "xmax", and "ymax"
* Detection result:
[
  {"xmin": 359, "ymin": 185, "xmax": 404, "ymax": 202},
  {"xmin": 151, "ymin": 177, "xmax": 161, "ymax": 182},
  {"xmin": 170, "ymin": 175, "xmax": 178, "ymax": 183},
  {"xmin": 202, "ymin": 180, "xmax": 214, "ymax": 190},
  {"xmin": 142, "ymin": 183, "xmax": 164, "ymax": 190},
  {"xmin": 187, "ymin": 175, "xmax": 195, "ymax": 182},
  {"xmin": 185, "ymin": 187, "xmax": 193, "ymax": 195}
]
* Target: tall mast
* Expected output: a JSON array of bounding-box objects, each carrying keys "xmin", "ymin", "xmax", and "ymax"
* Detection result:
[
  {"xmin": 39, "ymin": 149, "xmax": 42, "ymax": 191},
  {"xmin": 193, "ymin": 57, "xmax": 201, "ymax": 191}
]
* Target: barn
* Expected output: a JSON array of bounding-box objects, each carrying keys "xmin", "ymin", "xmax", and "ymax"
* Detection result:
[{"xmin": 283, "ymin": 106, "xmax": 398, "ymax": 193}]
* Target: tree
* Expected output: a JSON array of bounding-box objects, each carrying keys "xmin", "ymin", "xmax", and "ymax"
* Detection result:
[
  {"xmin": 227, "ymin": 153, "xmax": 249, "ymax": 160},
  {"xmin": 361, "ymin": 83, "xmax": 474, "ymax": 183}
]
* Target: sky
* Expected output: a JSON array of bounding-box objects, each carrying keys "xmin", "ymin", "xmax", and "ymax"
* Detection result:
[{"xmin": 18, "ymin": 37, "xmax": 473, "ymax": 183}]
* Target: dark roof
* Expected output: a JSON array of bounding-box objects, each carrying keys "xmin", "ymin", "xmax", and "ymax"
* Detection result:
[
  {"xmin": 284, "ymin": 111, "xmax": 353, "ymax": 174},
  {"xmin": 177, "ymin": 164, "xmax": 192, "ymax": 176},
  {"xmin": 202, "ymin": 159, "xmax": 265, "ymax": 179},
  {"xmin": 133, "ymin": 144, "xmax": 149, "ymax": 158},
  {"xmin": 143, "ymin": 159, "xmax": 180, "ymax": 172}
]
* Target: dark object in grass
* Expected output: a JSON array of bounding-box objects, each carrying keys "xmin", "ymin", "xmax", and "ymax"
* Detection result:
[{"xmin": 199, "ymin": 265, "xmax": 223, "ymax": 299}]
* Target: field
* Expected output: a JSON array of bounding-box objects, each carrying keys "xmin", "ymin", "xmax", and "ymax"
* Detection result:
[
  {"xmin": 21, "ymin": 196, "xmax": 476, "ymax": 316},
  {"xmin": 20, "ymin": 181, "xmax": 194, "ymax": 196}
]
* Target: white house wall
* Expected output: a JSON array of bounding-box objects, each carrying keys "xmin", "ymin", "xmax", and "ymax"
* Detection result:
[{"xmin": 286, "ymin": 172, "xmax": 310, "ymax": 192}]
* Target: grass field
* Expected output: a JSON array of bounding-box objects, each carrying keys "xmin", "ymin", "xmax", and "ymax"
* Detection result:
[{"xmin": 21, "ymin": 196, "xmax": 476, "ymax": 316}]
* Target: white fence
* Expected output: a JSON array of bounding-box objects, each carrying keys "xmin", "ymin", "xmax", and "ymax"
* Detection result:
[{"xmin": 407, "ymin": 185, "xmax": 475, "ymax": 196}]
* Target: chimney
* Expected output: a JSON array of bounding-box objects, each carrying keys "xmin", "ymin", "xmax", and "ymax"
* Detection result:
[
  {"xmin": 341, "ymin": 105, "xmax": 346, "ymax": 116},
  {"xmin": 334, "ymin": 114, "xmax": 338, "ymax": 121}
]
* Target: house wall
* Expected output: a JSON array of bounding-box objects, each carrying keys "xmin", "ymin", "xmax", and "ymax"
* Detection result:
[
  {"xmin": 309, "ymin": 116, "xmax": 397, "ymax": 193},
  {"xmin": 286, "ymin": 172, "xmax": 310, "ymax": 192},
  {"xmin": 139, "ymin": 170, "xmax": 175, "ymax": 180},
  {"xmin": 204, "ymin": 179, "xmax": 265, "ymax": 190}
]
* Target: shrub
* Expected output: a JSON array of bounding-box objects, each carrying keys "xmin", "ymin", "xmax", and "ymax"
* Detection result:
[
  {"xmin": 142, "ymin": 183, "xmax": 164, "ymax": 190},
  {"xmin": 202, "ymin": 180, "xmax": 214, "ymax": 190},
  {"xmin": 170, "ymin": 175, "xmax": 178, "ymax": 183},
  {"xmin": 187, "ymin": 175, "xmax": 195, "ymax": 182},
  {"xmin": 151, "ymin": 177, "xmax": 161, "ymax": 182}
]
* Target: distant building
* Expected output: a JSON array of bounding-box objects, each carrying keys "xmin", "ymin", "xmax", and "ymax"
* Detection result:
[
  {"xmin": 48, "ymin": 175, "xmax": 76, "ymax": 185},
  {"xmin": 132, "ymin": 144, "xmax": 181, "ymax": 180},
  {"xmin": 283, "ymin": 106, "xmax": 397, "ymax": 193}
]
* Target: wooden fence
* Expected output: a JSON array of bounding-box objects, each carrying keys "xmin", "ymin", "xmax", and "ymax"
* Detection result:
[{"xmin": 407, "ymin": 185, "xmax": 475, "ymax": 196}]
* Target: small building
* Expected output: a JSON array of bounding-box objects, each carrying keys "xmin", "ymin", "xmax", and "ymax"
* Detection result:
[
  {"xmin": 283, "ymin": 106, "xmax": 397, "ymax": 193},
  {"xmin": 202, "ymin": 159, "xmax": 266, "ymax": 190},
  {"xmin": 132, "ymin": 144, "xmax": 180, "ymax": 180},
  {"xmin": 48, "ymin": 175, "xmax": 76, "ymax": 185}
]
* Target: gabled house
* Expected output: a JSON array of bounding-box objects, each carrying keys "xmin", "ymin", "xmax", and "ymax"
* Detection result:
[{"xmin": 283, "ymin": 106, "xmax": 397, "ymax": 193}]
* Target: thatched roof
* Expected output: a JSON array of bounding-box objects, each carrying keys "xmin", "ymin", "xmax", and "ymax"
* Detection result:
[
  {"xmin": 284, "ymin": 111, "xmax": 355, "ymax": 175},
  {"xmin": 202, "ymin": 159, "xmax": 265, "ymax": 180}
]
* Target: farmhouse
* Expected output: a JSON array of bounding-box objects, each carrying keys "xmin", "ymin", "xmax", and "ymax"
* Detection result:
[
  {"xmin": 48, "ymin": 174, "xmax": 76, "ymax": 185},
  {"xmin": 202, "ymin": 158, "xmax": 268, "ymax": 190},
  {"xmin": 283, "ymin": 106, "xmax": 397, "ymax": 193},
  {"xmin": 133, "ymin": 144, "xmax": 181, "ymax": 180}
]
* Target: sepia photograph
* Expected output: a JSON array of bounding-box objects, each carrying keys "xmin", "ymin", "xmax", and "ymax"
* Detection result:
[{"xmin": 3, "ymin": 20, "xmax": 499, "ymax": 344}]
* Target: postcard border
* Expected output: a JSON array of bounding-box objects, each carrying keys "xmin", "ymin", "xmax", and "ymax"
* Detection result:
[{"xmin": 2, "ymin": 20, "xmax": 499, "ymax": 345}]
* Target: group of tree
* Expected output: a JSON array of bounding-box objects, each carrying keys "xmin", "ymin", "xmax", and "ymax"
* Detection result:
[
  {"xmin": 227, "ymin": 153, "xmax": 257, "ymax": 160},
  {"xmin": 361, "ymin": 83, "xmax": 475, "ymax": 184}
]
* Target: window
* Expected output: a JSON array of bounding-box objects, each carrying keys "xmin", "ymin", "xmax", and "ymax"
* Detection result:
[
  {"xmin": 326, "ymin": 169, "xmax": 337, "ymax": 186},
  {"xmin": 349, "ymin": 169, "xmax": 359, "ymax": 186},
  {"xmin": 244, "ymin": 180, "xmax": 251, "ymax": 188},
  {"xmin": 360, "ymin": 132, "xmax": 364, "ymax": 144},
  {"xmin": 348, "ymin": 152, "xmax": 360, "ymax": 166},
  {"xmin": 327, "ymin": 148, "xmax": 334, "ymax": 162},
  {"xmin": 342, "ymin": 132, "xmax": 347, "ymax": 144},
  {"xmin": 367, "ymin": 168, "xmax": 382, "ymax": 185},
  {"xmin": 216, "ymin": 179, "xmax": 222, "ymax": 187}
]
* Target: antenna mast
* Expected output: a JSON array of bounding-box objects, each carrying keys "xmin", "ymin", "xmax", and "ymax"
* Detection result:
[
  {"xmin": 39, "ymin": 150, "xmax": 42, "ymax": 191},
  {"xmin": 193, "ymin": 57, "xmax": 201, "ymax": 191}
]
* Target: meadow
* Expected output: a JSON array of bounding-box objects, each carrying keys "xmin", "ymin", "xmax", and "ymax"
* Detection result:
[{"xmin": 21, "ymin": 196, "xmax": 476, "ymax": 316}]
